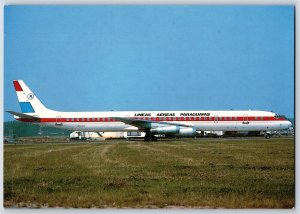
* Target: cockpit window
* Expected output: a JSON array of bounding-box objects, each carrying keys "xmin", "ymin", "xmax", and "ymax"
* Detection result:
[{"xmin": 275, "ymin": 114, "xmax": 287, "ymax": 119}]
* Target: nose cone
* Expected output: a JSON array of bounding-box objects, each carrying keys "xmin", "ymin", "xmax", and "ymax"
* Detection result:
[{"xmin": 284, "ymin": 120, "xmax": 292, "ymax": 129}]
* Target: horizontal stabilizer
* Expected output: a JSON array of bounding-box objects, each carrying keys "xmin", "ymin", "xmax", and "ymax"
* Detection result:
[{"xmin": 6, "ymin": 111, "xmax": 39, "ymax": 121}]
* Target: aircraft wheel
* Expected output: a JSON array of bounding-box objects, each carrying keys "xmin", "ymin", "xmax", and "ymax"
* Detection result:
[
  {"xmin": 151, "ymin": 136, "xmax": 158, "ymax": 141},
  {"xmin": 265, "ymin": 134, "xmax": 271, "ymax": 139},
  {"xmin": 144, "ymin": 132, "xmax": 151, "ymax": 142}
]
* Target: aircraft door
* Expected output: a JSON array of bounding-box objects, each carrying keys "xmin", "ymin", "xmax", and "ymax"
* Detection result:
[
  {"xmin": 214, "ymin": 115, "xmax": 218, "ymax": 123},
  {"xmin": 55, "ymin": 116, "xmax": 63, "ymax": 126},
  {"xmin": 243, "ymin": 114, "xmax": 249, "ymax": 124}
]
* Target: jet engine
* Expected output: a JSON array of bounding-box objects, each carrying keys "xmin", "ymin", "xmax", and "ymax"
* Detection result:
[
  {"xmin": 150, "ymin": 126, "xmax": 196, "ymax": 137},
  {"xmin": 176, "ymin": 127, "xmax": 197, "ymax": 137},
  {"xmin": 150, "ymin": 126, "xmax": 179, "ymax": 134}
]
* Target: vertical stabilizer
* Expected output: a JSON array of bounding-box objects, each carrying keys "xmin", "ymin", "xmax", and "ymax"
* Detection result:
[{"xmin": 13, "ymin": 80, "xmax": 48, "ymax": 114}]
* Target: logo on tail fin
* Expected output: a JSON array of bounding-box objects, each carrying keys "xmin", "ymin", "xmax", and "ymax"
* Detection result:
[
  {"xmin": 13, "ymin": 80, "xmax": 49, "ymax": 114},
  {"xmin": 27, "ymin": 93, "xmax": 34, "ymax": 100}
]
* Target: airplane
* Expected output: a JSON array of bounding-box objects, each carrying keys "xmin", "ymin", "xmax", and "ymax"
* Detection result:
[{"xmin": 7, "ymin": 80, "xmax": 292, "ymax": 141}]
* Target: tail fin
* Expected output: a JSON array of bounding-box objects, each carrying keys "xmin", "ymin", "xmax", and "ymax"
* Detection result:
[{"xmin": 13, "ymin": 80, "xmax": 48, "ymax": 114}]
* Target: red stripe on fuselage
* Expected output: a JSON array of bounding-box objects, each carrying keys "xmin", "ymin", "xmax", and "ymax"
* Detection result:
[
  {"xmin": 17, "ymin": 118, "xmax": 39, "ymax": 122},
  {"xmin": 33, "ymin": 116, "xmax": 287, "ymax": 123}
]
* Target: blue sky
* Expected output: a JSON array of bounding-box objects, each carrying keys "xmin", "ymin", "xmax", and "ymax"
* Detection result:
[{"xmin": 4, "ymin": 6, "xmax": 294, "ymax": 121}]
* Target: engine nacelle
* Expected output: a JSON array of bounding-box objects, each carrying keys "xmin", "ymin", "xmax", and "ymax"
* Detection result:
[
  {"xmin": 150, "ymin": 126, "xmax": 179, "ymax": 134},
  {"xmin": 150, "ymin": 126, "xmax": 196, "ymax": 137},
  {"xmin": 175, "ymin": 127, "xmax": 197, "ymax": 137}
]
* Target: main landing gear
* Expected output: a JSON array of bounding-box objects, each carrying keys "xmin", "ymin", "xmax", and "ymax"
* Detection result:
[
  {"xmin": 265, "ymin": 133, "xmax": 271, "ymax": 139},
  {"xmin": 144, "ymin": 131, "xmax": 158, "ymax": 141}
]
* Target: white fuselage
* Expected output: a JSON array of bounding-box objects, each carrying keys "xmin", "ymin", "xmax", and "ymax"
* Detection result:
[
  {"xmin": 11, "ymin": 80, "xmax": 292, "ymax": 137},
  {"xmin": 21, "ymin": 110, "xmax": 291, "ymax": 132}
]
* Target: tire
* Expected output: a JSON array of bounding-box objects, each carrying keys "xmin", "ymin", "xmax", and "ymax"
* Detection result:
[
  {"xmin": 151, "ymin": 136, "xmax": 158, "ymax": 141},
  {"xmin": 144, "ymin": 135, "xmax": 151, "ymax": 142},
  {"xmin": 265, "ymin": 134, "xmax": 271, "ymax": 139}
]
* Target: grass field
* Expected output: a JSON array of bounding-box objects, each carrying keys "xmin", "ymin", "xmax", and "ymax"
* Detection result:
[{"xmin": 4, "ymin": 138, "xmax": 294, "ymax": 208}]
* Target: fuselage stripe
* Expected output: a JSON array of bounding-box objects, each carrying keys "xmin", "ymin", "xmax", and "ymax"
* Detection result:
[{"xmin": 17, "ymin": 116, "xmax": 288, "ymax": 123}]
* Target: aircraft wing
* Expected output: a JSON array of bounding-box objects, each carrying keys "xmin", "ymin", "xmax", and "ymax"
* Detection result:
[
  {"xmin": 113, "ymin": 117, "xmax": 192, "ymax": 129},
  {"xmin": 6, "ymin": 111, "xmax": 39, "ymax": 121}
]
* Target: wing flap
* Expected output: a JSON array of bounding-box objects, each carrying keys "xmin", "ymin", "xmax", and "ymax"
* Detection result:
[{"xmin": 113, "ymin": 117, "xmax": 152, "ymax": 129}]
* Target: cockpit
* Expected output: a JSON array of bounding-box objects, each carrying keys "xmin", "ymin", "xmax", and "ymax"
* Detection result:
[{"xmin": 275, "ymin": 114, "xmax": 287, "ymax": 119}]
